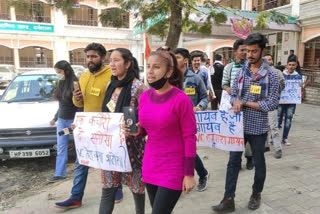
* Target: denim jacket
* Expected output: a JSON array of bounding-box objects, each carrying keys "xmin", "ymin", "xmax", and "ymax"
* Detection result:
[{"xmin": 183, "ymin": 70, "xmax": 208, "ymax": 110}]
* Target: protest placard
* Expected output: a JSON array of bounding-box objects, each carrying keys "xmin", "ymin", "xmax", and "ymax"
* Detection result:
[
  {"xmin": 73, "ymin": 112, "xmax": 132, "ymax": 172},
  {"xmin": 219, "ymin": 90, "xmax": 232, "ymax": 111},
  {"xmin": 279, "ymin": 80, "xmax": 302, "ymax": 104},
  {"xmin": 196, "ymin": 110, "xmax": 244, "ymax": 151}
]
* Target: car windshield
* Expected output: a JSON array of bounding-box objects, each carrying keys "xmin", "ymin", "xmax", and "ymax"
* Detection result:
[{"xmin": 0, "ymin": 74, "xmax": 58, "ymax": 102}]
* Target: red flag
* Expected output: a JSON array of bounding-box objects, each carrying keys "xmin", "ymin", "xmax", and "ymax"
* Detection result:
[{"xmin": 145, "ymin": 36, "xmax": 151, "ymax": 59}]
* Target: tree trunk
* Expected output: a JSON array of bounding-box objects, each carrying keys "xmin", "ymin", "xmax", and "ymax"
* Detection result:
[{"xmin": 165, "ymin": 0, "xmax": 182, "ymax": 50}]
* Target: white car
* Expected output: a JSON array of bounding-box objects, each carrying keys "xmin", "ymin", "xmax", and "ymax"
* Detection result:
[{"xmin": 0, "ymin": 70, "xmax": 73, "ymax": 159}]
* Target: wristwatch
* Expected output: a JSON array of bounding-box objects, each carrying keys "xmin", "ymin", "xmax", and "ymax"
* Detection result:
[{"xmin": 241, "ymin": 100, "xmax": 247, "ymax": 107}]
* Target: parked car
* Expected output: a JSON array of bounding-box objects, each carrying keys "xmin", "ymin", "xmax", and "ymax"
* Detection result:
[
  {"xmin": 71, "ymin": 65, "xmax": 86, "ymax": 78},
  {"xmin": 0, "ymin": 64, "xmax": 17, "ymax": 89},
  {"xmin": 0, "ymin": 69, "xmax": 73, "ymax": 159}
]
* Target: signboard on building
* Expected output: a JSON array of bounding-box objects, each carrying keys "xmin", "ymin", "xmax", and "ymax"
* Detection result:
[{"xmin": 0, "ymin": 21, "xmax": 54, "ymax": 33}]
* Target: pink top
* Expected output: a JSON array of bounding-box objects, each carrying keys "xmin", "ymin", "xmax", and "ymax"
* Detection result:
[{"xmin": 139, "ymin": 87, "xmax": 197, "ymax": 190}]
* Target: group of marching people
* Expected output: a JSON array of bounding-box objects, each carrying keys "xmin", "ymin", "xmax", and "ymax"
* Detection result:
[{"xmin": 47, "ymin": 32, "xmax": 301, "ymax": 214}]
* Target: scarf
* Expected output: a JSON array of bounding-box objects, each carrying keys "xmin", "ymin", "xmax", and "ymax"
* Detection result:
[
  {"xmin": 102, "ymin": 70, "xmax": 135, "ymax": 113},
  {"xmin": 237, "ymin": 59, "xmax": 270, "ymax": 99}
]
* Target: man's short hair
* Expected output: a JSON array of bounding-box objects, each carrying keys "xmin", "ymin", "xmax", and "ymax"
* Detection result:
[
  {"xmin": 215, "ymin": 54, "xmax": 222, "ymax": 61},
  {"xmin": 190, "ymin": 52, "xmax": 203, "ymax": 61},
  {"xmin": 264, "ymin": 53, "xmax": 272, "ymax": 57},
  {"xmin": 174, "ymin": 48, "xmax": 190, "ymax": 60},
  {"xmin": 287, "ymin": 58, "xmax": 297, "ymax": 64},
  {"xmin": 290, "ymin": 49, "xmax": 294, "ymax": 53},
  {"xmin": 233, "ymin": 39, "xmax": 245, "ymax": 50},
  {"xmin": 244, "ymin": 33, "xmax": 268, "ymax": 50},
  {"xmin": 84, "ymin": 43, "xmax": 107, "ymax": 57}
]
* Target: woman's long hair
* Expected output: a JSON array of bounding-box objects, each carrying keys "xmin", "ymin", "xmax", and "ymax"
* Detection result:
[{"xmin": 54, "ymin": 60, "xmax": 78, "ymax": 101}]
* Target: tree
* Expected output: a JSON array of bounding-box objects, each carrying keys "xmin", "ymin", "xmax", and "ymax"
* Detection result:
[{"xmin": 98, "ymin": 0, "xmax": 288, "ymax": 50}]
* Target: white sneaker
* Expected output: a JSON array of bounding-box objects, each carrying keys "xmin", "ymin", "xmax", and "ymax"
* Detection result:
[{"xmin": 283, "ymin": 139, "xmax": 291, "ymax": 146}]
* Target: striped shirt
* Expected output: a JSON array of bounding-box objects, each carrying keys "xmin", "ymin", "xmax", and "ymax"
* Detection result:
[
  {"xmin": 231, "ymin": 64, "xmax": 279, "ymax": 135},
  {"xmin": 222, "ymin": 61, "xmax": 245, "ymax": 88}
]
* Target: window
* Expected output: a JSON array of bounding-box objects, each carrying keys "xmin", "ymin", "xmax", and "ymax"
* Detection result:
[
  {"xmin": 15, "ymin": 0, "xmax": 51, "ymax": 23},
  {"xmin": 304, "ymin": 37, "xmax": 320, "ymax": 68},
  {"xmin": 252, "ymin": 0, "xmax": 290, "ymax": 11},
  {"xmin": 0, "ymin": 0, "xmax": 10, "ymax": 20}
]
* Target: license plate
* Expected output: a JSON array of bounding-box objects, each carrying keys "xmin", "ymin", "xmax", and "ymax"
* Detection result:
[{"xmin": 9, "ymin": 149, "xmax": 50, "ymax": 158}]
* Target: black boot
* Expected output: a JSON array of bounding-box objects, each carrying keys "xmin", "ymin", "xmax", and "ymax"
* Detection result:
[
  {"xmin": 211, "ymin": 196, "xmax": 235, "ymax": 213},
  {"xmin": 246, "ymin": 157, "xmax": 254, "ymax": 170},
  {"xmin": 248, "ymin": 192, "xmax": 261, "ymax": 210}
]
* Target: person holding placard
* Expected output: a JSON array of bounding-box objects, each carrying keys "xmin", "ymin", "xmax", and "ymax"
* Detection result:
[
  {"xmin": 99, "ymin": 48, "xmax": 147, "ymax": 214},
  {"xmin": 48, "ymin": 60, "xmax": 78, "ymax": 183},
  {"xmin": 278, "ymin": 59, "xmax": 302, "ymax": 146},
  {"xmin": 138, "ymin": 48, "xmax": 197, "ymax": 214},
  {"xmin": 55, "ymin": 43, "xmax": 112, "ymax": 209},
  {"xmin": 212, "ymin": 33, "xmax": 279, "ymax": 213},
  {"xmin": 221, "ymin": 39, "xmax": 254, "ymax": 170}
]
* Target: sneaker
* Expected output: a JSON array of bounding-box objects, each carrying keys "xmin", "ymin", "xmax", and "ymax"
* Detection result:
[
  {"xmin": 47, "ymin": 176, "xmax": 67, "ymax": 183},
  {"xmin": 114, "ymin": 186, "xmax": 123, "ymax": 204},
  {"xmin": 55, "ymin": 198, "xmax": 82, "ymax": 209},
  {"xmin": 211, "ymin": 196, "xmax": 235, "ymax": 213},
  {"xmin": 196, "ymin": 171, "xmax": 210, "ymax": 192},
  {"xmin": 246, "ymin": 157, "xmax": 254, "ymax": 170},
  {"xmin": 248, "ymin": 192, "xmax": 261, "ymax": 210},
  {"xmin": 274, "ymin": 150, "xmax": 282, "ymax": 159},
  {"xmin": 283, "ymin": 139, "xmax": 291, "ymax": 146}
]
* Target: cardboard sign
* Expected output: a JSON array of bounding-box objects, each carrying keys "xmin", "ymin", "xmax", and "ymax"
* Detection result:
[
  {"xmin": 196, "ymin": 110, "xmax": 244, "ymax": 151},
  {"xmin": 279, "ymin": 80, "xmax": 301, "ymax": 104},
  {"xmin": 73, "ymin": 112, "xmax": 132, "ymax": 172}
]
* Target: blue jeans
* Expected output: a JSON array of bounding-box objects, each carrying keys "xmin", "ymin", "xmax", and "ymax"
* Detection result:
[
  {"xmin": 224, "ymin": 133, "xmax": 267, "ymax": 198},
  {"xmin": 195, "ymin": 154, "xmax": 208, "ymax": 179},
  {"xmin": 278, "ymin": 104, "xmax": 296, "ymax": 140},
  {"xmin": 70, "ymin": 158, "xmax": 89, "ymax": 201},
  {"xmin": 55, "ymin": 118, "xmax": 74, "ymax": 177}
]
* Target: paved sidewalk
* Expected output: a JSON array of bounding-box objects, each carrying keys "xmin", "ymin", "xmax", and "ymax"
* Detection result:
[{"xmin": 5, "ymin": 104, "xmax": 320, "ymax": 214}]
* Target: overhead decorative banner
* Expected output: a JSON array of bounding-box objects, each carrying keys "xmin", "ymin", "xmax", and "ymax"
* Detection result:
[
  {"xmin": 73, "ymin": 112, "xmax": 132, "ymax": 172},
  {"xmin": 279, "ymin": 80, "xmax": 302, "ymax": 104},
  {"xmin": 196, "ymin": 111, "xmax": 244, "ymax": 152},
  {"xmin": 219, "ymin": 90, "xmax": 232, "ymax": 111},
  {"xmin": 230, "ymin": 18, "xmax": 253, "ymax": 39}
]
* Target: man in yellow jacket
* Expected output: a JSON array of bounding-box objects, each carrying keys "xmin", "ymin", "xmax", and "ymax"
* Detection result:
[{"xmin": 56, "ymin": 43, "xmax": 113, "ymax": 209}]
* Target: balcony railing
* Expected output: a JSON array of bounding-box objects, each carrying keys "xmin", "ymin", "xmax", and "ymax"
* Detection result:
[
  {"xmin": 0, "ymin": 56, "xmax": 14, "ymax": 65},
  {"xmin": 0, "ymin": 13, "xmax": 10, "ymax": 20},
  {"xmin": 70, "ymin": 58, "xmax": 87, "ymax": 67},
  {"xmin": 253, "ymin": 0, "xmax": 290, "ymax": 11},
  {"xmin": 19, "ymin": 56, "xmax": 53, "ymax": 68},
  {"xmin": 67, "ymin": 19, "xmax": 98, "ymax": 26},
  {"xmin": 16, "ymin": 15, "xmax": 51, "ymax": 23}
]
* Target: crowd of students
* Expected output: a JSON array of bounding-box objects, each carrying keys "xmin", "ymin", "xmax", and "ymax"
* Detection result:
[{"xmin": 47, "ymin": 32, "xmax": 302, "ymax": 213}]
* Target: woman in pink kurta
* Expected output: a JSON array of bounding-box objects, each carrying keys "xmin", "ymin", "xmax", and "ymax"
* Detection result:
[{"xmin": 138, "ymin": 49, "xmax": 197, "ymax": 214}]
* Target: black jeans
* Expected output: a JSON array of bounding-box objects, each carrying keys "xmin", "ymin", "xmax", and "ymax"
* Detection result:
[
  {"xmin": 145, "ymin": 183, "xmax": 182, "ymax": 214},
  {"xmin": 195, "ymin": 153, "xmax": 208, "ymax": 179},
  {"xmin": 211, "ymin": 89, "xmax": 222, "ymax": 110},
  {"xmin": 99, "ymin": 187, "xmax": 145, "ymax": 214},
  {"xmin": 224, "ymin": 133, "xmax": 267, "ymax": 198}
]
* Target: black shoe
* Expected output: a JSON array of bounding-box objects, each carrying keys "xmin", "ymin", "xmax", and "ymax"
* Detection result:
[
  {"xmin": 248, "ymin": 192, "xmax": 261, "ymax": 210},
  {"xmin": 196, "ymin": 171, "xmax": 210, "ymax": 192},
  {"xmin": 265, "ymin": 147, "xmax": 270, "ymax": 152},
  {"xmin": 47, "ymin": 176, "xmax": 67, "ymax": 183},
  {"xmin": 212, "ymin": 196, "xmax": 235, "ymax": 213},
  {"xmin": 246, "ymin": 157, "xmax": 254, "ymax": 170}
]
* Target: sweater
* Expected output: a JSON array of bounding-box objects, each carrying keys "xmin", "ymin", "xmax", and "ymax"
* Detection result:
[
  {"xmin": 139, "ymin": 87, "xmax": 197, "ymax": 190},
  {"xmin": 72, "ymin": 66, "xmax": 111, "ymax": 112}
]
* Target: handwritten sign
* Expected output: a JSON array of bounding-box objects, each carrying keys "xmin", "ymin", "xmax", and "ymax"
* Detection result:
[
  {"xmin": 73, "ymin": 112, "xmax": 132, "ymax": 172},
  {"xmin": 219, "ymin": 90, "xmax": 232, "ymax": 111},
  {"xmin": 279, "ymin": 80, "xmax": 301, "ymax": 104},
  {"xmin": 196, "ymin": 111, "xmax": 244, "ymax": 151}
]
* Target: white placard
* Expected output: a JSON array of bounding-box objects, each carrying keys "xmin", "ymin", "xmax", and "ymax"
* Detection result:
[
  {"xmin": 73, "ymin": 112, "xmax": 132, "ymax": 172},
  {"xmin": 279, "ymin": 80, "xmax": 302, "ymax": 104},
  {"xmin": 196, "ymin": 110, "xmax": 244, "ymax": 151},
  {"xmin": 219, "ymin": 90, "xmax": 232, "ymax": 111}
]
